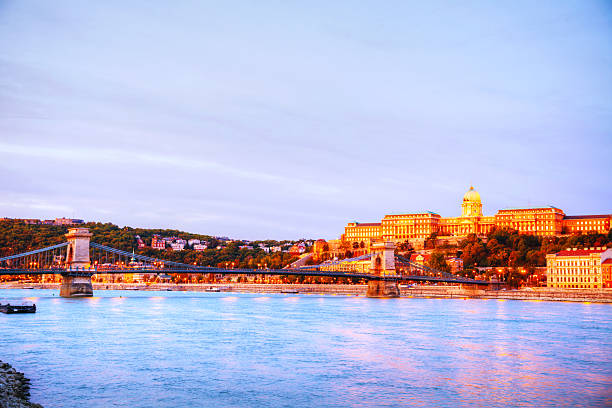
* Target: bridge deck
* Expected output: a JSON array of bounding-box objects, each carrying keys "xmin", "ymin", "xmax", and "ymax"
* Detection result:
[{"xmin": 0, "ymin": 267, "xmax": 490, "ymax": 285}]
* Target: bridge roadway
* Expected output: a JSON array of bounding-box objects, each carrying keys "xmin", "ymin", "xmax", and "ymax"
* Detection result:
[{"xmin": 0, "ymin": 267, "xmax": 490, "ymax": 285}]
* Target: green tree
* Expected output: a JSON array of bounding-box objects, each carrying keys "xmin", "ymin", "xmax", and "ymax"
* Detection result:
[{"xmin": 428, "ymin": 250, "xmax": 451, "ymax": 273}]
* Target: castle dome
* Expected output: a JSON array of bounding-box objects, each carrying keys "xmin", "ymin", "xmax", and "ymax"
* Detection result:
[{"xmin": 463, "ymin": 186, "xmax": 481, "ymax": 203}]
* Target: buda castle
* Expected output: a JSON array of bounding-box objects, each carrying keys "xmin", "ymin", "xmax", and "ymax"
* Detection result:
[{"xmin": 342, "ymin": 187, "xmax": 611, "ymax": 248}]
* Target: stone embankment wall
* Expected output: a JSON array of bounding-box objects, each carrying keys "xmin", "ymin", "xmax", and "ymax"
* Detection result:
[
  {"xmin": 404, "ymin": 286, "xmax": 612, "ymax": 303},
  {"xmin": 3, "ymin": 283, "xmax": 612, "ymax": 302},
  {"xmin": 91, "ymin": 283, "xmax": 366, "ymax": 295},
  {"xmin": 0, "ymin": 361, "xmax": 42, "ymax": 408}
]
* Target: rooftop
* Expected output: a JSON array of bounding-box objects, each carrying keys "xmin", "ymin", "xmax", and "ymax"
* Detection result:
[
  {"xmin": 385, "ymin": 211, "xmax": 440, "ymax": 217},
  {"xmin": 498, "ymin": 206, "xmax": 562, "ymax": 212},
  {"xmin": 555, "ymin": 247, "xmax": 608, "ymax": 256},
  {"xmin": 563, "ymin": 214, "xmax": 611, "ymax": 220}
]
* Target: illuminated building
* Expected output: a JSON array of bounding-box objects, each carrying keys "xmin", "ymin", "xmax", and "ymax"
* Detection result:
[
  {"xmin": 342, "ymin": 186, "xmax": 611, "ymax": 247},
  {"xmin": 151, "ymin": 235, "xmax": 166, "ymax": 250},
  {"xmin": 344, "ymin": 222, "xmax": 382, "ymax": 243},
  {"xmin": 602, "ymin": 259, "xmax": 612, "ymax": 288},
  {"xmin": 546, "ymin": 247, "xmax": 612, "ymax": 289}
]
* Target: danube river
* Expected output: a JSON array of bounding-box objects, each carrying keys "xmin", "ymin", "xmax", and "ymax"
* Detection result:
[{"xmin": 1, "ymin": 289, "xmax": 611, "ymax": 407}]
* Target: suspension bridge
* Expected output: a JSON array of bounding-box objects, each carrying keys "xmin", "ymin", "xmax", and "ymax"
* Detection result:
[{"xmin": 0, "ymin": 228, "xmax": 489, "ymax": 298}]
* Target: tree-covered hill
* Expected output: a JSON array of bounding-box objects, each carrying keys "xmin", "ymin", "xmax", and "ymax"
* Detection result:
[{"xmin": 0, "ymin": 220, "xmax": 298, "ymax": 269}]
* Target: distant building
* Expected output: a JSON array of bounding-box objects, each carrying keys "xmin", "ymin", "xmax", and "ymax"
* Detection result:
[
  {"xmin": 188, "ymin": 239, "xmax": 200, "ymax": 246},
  {"xmin": 193, "ymin": 244, "xmax": 208, "ymax": 251},
  {"xmin": 22, "ymin": 219, "xmax": 41, "ymax": 224},
  {"xmin": 54, "ymin": 218, "xmax": 84, "ymax": 226},
  {"xmin": 603, "ymin": 259, "xmax": 612, "ymax": 289},
  {"xmin": 446, "ymin": 257, "xmax": 464, "ymax": 273},
  {"xmin": 410, "ymin": 253, "xmax": 431, "ymax": 265},
  {"xmin": 170, "ymin": 242, "xmax": 185, "ymax": 251},
  {"xmin": 135, "ymin": 235, "xmax": 146, "ymax": 249},
  {"xmin": 546, "ymin": 247, "xmax": 612, "ymax": 289},
  {"xmin": 151, "ymin": 235, "xmax": 166, "ymax": 250},
  {"xmin": 289, "ymin": 243, "xmax": 306, "ymax": 256}
]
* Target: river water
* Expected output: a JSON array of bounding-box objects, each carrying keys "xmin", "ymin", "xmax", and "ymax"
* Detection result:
[{"xmin": 1, "ymin": 289, "xmax": 611, "ymax": 407}]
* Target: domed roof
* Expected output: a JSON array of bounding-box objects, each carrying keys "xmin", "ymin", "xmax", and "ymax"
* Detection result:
[{"xmin": 463, "ymin": 186, "xmax": 481, "ymax": 202}]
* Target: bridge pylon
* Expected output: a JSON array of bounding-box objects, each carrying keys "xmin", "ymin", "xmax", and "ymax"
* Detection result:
[
  {"xmin": 60, "ymin": 228, "xmax": 94, "ymax": 298},
  {"xmin": 366, "ymin": 241, "xmax": 400, "ymax": 298}
]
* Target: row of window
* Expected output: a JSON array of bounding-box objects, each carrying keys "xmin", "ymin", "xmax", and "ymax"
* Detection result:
[
  {"xmin": 556, "ymin": 259, "xmax": 599, "ymax": 267},
  {"xmin": 550, "ymin": 276, "xmax": 599, "ymax": 283}
]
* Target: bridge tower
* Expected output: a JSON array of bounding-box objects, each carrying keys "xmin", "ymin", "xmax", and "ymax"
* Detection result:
[
  {"xmin": 60, "ymin": 228, "xmax": 94, "ymax": 298},
  {"xmin": 366, "ymin": 241, "xmax": 400, "ymax": 298}
]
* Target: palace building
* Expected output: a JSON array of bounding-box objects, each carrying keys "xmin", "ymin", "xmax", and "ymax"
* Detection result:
[{"xmin": 342, "ymin": 187, "xmax": 611, "ymax": 248}]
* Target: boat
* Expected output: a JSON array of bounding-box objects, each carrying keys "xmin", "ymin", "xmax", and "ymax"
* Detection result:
[
  {"xmin": 205, "ymin": 287, "xmax": 221, "ymax": 292},
  {"xmin": 0, "ymin": 301, "xmax": 36, "ymax": 314},
  {"xmin": 281, "ymin": 289, "xmax": 299, "ymax": 294}
]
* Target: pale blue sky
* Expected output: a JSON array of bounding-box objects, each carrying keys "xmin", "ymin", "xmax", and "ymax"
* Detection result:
[{"xmin": 0, "ymin": 1, "xmax": 610, "ymax": 239}]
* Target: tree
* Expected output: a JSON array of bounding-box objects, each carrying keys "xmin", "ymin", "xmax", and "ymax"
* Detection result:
[
  {"xmin": 428, "ymin": 250, "xmax": 451, "ymax": 273},
  {"xmin": 397, "ymin": 240, "xmax": 413, "ymax": 252},
  {"xmin": 424, "ymin": 233, "xmax": 438, "ymax": 249}
]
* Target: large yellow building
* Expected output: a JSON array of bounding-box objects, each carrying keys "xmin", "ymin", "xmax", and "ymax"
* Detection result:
[
  {"xmin": 546, "ymin": 247, "xmax": 612, "ymax": 289},
  {"xmin": 342, "ymin": 187, "xmax": 611, "ymax": 247}
]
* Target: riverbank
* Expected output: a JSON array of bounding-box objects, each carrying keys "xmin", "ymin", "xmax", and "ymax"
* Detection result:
[
  {"xmin": 0, "ymin": 361, "xmax": 42, "ymax": 408},
  {"xmin": 3, "ymin": 282, "xmax": 612, "ymax": 303}
]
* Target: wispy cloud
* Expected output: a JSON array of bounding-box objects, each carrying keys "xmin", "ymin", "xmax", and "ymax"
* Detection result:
[{"xmin": 0, "ymin": 142, "xmax": 340, "ymax": 196}]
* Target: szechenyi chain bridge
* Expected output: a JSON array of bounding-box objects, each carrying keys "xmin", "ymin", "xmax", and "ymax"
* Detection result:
[{"xmin": 0, "ymin": 228, "xmax": 489, "ymax": 298}]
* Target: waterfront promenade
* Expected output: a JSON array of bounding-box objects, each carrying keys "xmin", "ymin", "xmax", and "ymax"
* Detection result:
[{"xmin": 3, "ymin": 282, "xmax": 611, "ymax": 303}]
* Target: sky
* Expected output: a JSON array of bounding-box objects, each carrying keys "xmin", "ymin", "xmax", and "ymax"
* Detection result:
[{"xmin": 0, "ymin": 0, "xmax": 610, "ymax": 240}]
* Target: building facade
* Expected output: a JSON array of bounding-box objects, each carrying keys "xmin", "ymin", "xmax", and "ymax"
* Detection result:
[
  {"xmin": 151, "ymin": 235, "xmax": 166, "ymax": 250},
  {"xmin": 546, "ymin": 247, "xmax": 612, "ymax": 289},
  {"xmin": 342, "ymin": 186, "xmax": 611, "ymax": 247}
]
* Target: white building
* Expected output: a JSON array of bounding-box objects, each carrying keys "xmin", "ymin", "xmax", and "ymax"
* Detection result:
[{"xmin": 546, "ymin": 247, "xmax": 612, "ymax": 289}]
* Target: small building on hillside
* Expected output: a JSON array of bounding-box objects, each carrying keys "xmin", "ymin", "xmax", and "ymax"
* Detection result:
[
  {"xmin": 170, "ymin": 242, "xmax": 185, "ymax": 251},
  {"xmin": 54, "ymin": 217, "xmax": 84, "ymax": 225},
  {"xmin": 410, "ymin": 253, "xmax": 431, "ymax": 266},
  {"xmin": 446, "ymin": 257, "xmax": 464, "ymax": 273},
  {"xmin": 135, "ymin": 235, "xmax": 146, "ymax": 248},
  {"xmin": 151, "ymin": 235, "xmax": 166, "ymax": 250}
]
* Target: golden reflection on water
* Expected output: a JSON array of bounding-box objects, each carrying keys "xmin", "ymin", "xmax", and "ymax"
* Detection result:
[
  {"xmin": 222, "ymin": 296, "xmax": 238, "ymax": 301},
  {"xmin": 283, "ymin": 296, "xmax": 299, "ymax": 301}
]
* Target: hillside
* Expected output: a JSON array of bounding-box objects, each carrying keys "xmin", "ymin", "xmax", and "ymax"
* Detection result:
[{"xmin": 0, "ymin": 220, "xmax": 299, "ymax": 269}]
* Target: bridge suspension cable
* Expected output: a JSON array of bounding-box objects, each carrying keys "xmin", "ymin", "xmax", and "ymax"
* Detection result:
[
  {"xmin": 89, "ymin": 242, "xmax": 199, "ymax": 269},
  {"xmin": 0, "ymin": 242, "xmax": 69, "ymax": 263},
  {"xmin": 0, "ymin": 242, "xmax": 69, "ymax": 271},
  {"xmin": 298, "ymin": 252, "xmax": 372, "ymax": 270}
]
